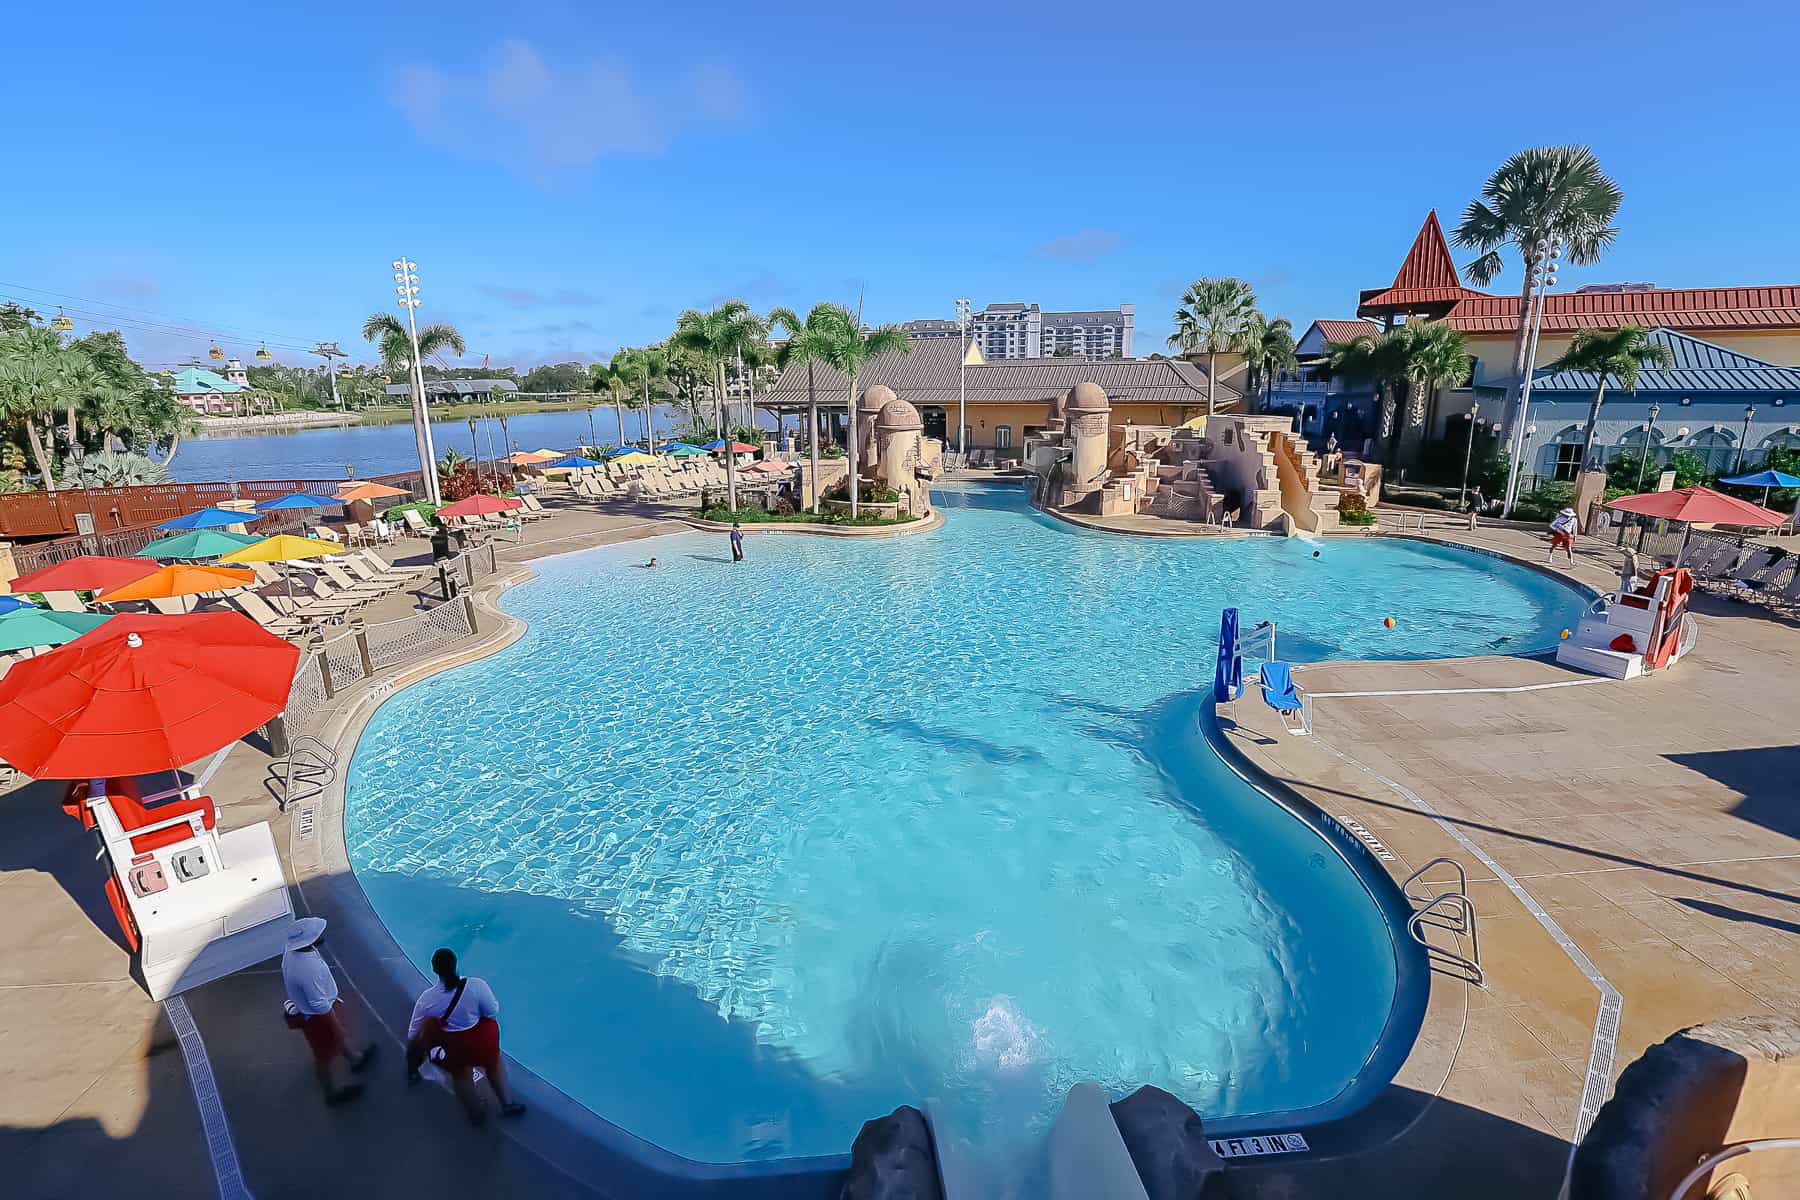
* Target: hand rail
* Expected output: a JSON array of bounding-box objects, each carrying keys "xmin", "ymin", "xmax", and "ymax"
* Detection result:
[
  {"xmin": 1407, "ymin": 893, "xmax": 1482, "ymax": 985},
  {"xmin": 1666, "ymin": 1138, "xmax": 1800, "ymax": 1200},
  {"xmin": 1402, "ymin": 856, "xmax": 1468, "ymax": 907},
  {"xmin": 268, "ymin": 734, "xmax": 339, "ymax": 812}
]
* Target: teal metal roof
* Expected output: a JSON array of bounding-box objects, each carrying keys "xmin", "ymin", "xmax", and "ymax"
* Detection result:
[
  {"xmin": 1530, "ymin": 328, "xmax": 1800, "ymax": 394},
  {"xmin": 170, "ymin": 367, "xmax": 247, "ymax": 394}
]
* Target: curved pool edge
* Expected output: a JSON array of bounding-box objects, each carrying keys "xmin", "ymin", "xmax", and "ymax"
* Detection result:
[{"xmin": 307, "ymin": 520, "xmax": 1584, "ymax": 1188}]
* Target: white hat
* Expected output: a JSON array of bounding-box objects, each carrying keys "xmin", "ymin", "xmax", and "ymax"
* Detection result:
[
  {"xmin": 285, "ymin": 916, "xmax": 327, "ymax": 950},
  {"xmin": 1559, "ymin": 507, "xmax": 1576, "ymax": 517}
]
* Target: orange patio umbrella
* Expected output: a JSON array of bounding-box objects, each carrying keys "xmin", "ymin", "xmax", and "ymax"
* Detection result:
[
  {"xmin": 436, "ymin": 494, "xmax": 523, "ymax": 519},
  {"xmin": 337, "ymin": 481, "xmax": 410, "ymax": 502},
  {"xmin": 96, "ymin": 563, "xmax": 256, "ymax": 606},
  {"xmin": 0, "ymin": 612, "xmax": 301, "ymax": 778}
]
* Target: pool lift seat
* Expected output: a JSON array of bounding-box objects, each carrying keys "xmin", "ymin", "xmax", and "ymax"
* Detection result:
[{"xmin": 1259, "ymin": 661, "xmax": 1311, "ymax": 736}]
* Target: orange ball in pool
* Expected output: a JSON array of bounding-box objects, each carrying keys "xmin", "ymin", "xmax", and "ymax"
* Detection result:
[{"xmin": 1383, "ymin": 617, "xmax": 1396, "ymax": 629}]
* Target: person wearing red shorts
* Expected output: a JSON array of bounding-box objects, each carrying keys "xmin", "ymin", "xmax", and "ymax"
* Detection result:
[
  {"xmin": 1548, "ymin": 506, "xmax": 1579, "ymax": 565},
  {"xmin": 406, "ymin": 947, "xmax": 525, "ymax": 1125},
  {"xmin": 280, "ymin": 917, "xmax": 376, "ymax": 1104}
]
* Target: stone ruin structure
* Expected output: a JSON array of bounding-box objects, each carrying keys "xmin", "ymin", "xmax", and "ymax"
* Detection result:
[
  {"xmin": 1024, "ymin": 383, "xmax": 1375, "ymax": 534},
  {"xmin": 846, "ymin": 384, "xmax": 938, "ymax": 516}
]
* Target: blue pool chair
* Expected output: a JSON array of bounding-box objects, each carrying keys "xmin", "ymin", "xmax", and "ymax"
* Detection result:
[{"xmin": 1259, "ymin": 661, "xmax": 1310, "ymax": 735}]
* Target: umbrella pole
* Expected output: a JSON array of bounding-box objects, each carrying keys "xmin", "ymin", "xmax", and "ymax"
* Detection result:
[{"xmin": 1676, "ymin": 523, "xmax": 1693, "ymax": 567}]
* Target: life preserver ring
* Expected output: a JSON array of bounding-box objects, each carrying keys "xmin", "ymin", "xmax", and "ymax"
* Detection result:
[{"xmin": 105, "ymin": 875, "xmax": 140, "ymax": 953}]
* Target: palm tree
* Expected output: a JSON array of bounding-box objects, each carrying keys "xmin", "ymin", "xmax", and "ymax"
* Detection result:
[
  {"xmin": 0, "ymin": 327, "xmax": 68, "ymax": 491},
  {"xmin": 1392, "ymin": 321, "xmax": 1472, "ymax": 434},
  {"xmin": 1323, "ymin": 333, "xmax": 1407, "ymax": 462},
  {"xmin": 1167, "ymin": 277, "xmax": 1260, "ymax": 416},
  {"xmin": 633, "ymin": 344, "xmax": 669, "ymax": 450},
  {"xmin": 808, "ymin": 305, "xmax": 910, "ymax": 519},
  {"xmin": 1553, "ymin": 327, "xmax": 1675, "ymax": 470},
  {"xmin": 1244, "ymin": 315, "xmax": 1298, "ymax": 413},
  {"xmin": 595, "ymin": 357, "xmax": 631, "ymax": 449},
  {"xmin": 1452, "ymin": 146, "xmax": 1623, "ymax": 443},
  {"xmin": 362, "ymin": 312, "xmax": 465, "ymax": 501},
  {"xmin": 672, "ymin": 302, "xmax": 768, "ymax": 512},
  {"xmin": 769, "ymin": 304, "xmax": 850, "ymax": 514}
]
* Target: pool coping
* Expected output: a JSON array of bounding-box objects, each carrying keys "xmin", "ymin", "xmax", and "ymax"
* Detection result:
[{"xmin": 297, "ymin": 507, "xmax": 1593, "ymax": 1192}]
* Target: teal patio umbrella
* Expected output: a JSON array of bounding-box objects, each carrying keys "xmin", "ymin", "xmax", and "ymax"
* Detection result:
[
  {"xmin": 137, "ymin": 529, "xmax": 262, "ymax": 561},
  {"xmin": 661, "ymin": 442, "xmax": 706, "ymax": 457},
  {"xmin": 0, "ymin": 608, "xmax": 110, "ymax": 653}
]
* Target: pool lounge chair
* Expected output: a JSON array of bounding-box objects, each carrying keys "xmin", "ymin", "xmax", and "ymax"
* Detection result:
[
  {"xmin": 401, "ymin": 509, "xmax": 433, "ymax": 537},
  {"xmin": 228, "ymin": 591, "xmax": 311, "ymax": 638},
  {"xmin": 317, "ymin": 562, "xmax": 396, "ymax": 600},
  {"xmin": 1259, "ymin": 662, "xmax": 1311, "ymax": 736}
]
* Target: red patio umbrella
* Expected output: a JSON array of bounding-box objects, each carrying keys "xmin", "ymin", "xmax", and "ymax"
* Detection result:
[
  {"xmin": 0, "ymin": 612, "xmax": 301, "ymax": 778},
  {"xmin": 436, "ymin": 494, "xmax": 524, "ymax": 518},
  {"xmin": 8, "ymin": 555, "xmax": 160, "ymax": 595},
  {"xmin": 1606, "ymin": 486, "xmax": 1785, "ymax": 527}
]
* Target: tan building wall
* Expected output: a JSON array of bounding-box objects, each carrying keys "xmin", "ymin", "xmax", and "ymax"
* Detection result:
[
  {"xmin": 1466, "ymin": 328, "xmax": 1800, "ymax": 390},
  {"xmin": 959, "ymin": 402, "xmax": 1204, "ymax": 450}
]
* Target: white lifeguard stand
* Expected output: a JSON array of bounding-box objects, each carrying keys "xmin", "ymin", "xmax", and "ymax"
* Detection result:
[
  {"xmin": 77, "ymin": 778, "xmax": 292, "ymax": 1000},
  {"xmin": 1556, "ymin": 568, "xmax": 1696, "ymax": 681}
]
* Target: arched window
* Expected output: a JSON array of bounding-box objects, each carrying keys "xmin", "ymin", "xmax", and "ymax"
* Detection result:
[
  {"xmin": 1545, "ymin": 424, "xmax": 1587, "ymax": 481},
  {"xmin": 1760, "ymin": 428, "xmax": 1800, "ymax": 455},
  {"xmin": 1616, "ymin": 424, "xmax": 1667, "ymax": 457},
  {"xmin": 1686, "ymin": 426, "xmax": 1738, "ymax": 475}
]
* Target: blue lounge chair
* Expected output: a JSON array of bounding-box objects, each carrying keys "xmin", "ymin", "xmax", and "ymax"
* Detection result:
[{"xmin": 1259, "ymin": 661, "xmax": 1310, "ymax": 735}]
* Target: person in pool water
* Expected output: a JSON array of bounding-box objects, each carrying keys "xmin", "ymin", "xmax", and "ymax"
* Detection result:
[{"xmin": 729, "ymin": 522, "xmax": 744, "ymax": 563}]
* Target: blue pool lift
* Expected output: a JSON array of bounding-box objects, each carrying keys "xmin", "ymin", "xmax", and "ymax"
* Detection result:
[
  {"xmin": 1259, "ymin": 661, "xmax": 1310, "ymax": 736},
  {"xmin": 1213, "ymin": 607, "xmax": 1243, "ymax": 703}
]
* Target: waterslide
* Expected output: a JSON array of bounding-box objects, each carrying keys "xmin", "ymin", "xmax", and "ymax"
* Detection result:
[{"xmin": 1265, "ymin": 431, "xmax": 1319, "ymax": 535}]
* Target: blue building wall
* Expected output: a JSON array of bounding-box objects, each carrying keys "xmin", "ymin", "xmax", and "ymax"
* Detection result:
[{"xmin": 1518, "ymin": 391, "xmax": 1800, "ymax": 481}]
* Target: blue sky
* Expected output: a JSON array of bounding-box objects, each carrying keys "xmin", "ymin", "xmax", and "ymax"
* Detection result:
[{"xmin": 7, "ymin": 0, "xmax": 1798, "ymax": 371}]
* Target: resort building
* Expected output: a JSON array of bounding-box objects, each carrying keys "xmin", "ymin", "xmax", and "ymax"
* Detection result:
[
  {"xmin": 909, "ymin": 302, "xmax": 1135, "ymax": 360},
  {"xmin": 381, "ymin": 377, "xmax": 520, "ymax": 405},
  {"xmin": 1504, "ymin": 328, "xmax": 1800, "ymax": 480},
  {"xmin": 167, "ymin": 361, "xmax": 252, "ymax": 416},
  {"xmin": 759, "ymin": 336, "xmax": 1226, "ymax": 458}
]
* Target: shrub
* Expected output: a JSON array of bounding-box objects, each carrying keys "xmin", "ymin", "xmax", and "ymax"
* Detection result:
[
  {"xmin": 384, "ymin": 500, "xmax": 440, "ymax": 524},
  {"xmin": 1338, "ymin": 493, "xmax": 1376, "ymax": 526},
  {"xmin": 822, "ymin": 445, "xmax": 846, "ymax": 459}
]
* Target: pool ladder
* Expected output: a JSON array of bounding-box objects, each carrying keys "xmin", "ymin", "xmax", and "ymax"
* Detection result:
[
  {"xmin": 1402, "ymin": 857, "xmax": 1483, "ymax": 986},
  {"xmin": 267, "ymin": 735, "xmax": 339, "ymax": 813}
]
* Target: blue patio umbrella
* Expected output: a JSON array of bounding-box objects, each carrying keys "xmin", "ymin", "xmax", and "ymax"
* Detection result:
[
  {"xmin": 253, "ymin": 492, "xmax": 343, "ymax": 512},
  {"xmin": 547, "ymin": 455, "xmax": 604, "ymax": 469},
  {"xmin": 1213, "ymin": 607, "xmax": 1243, "ymax": 704},
  {"xmin": 157, "ymin": 506, "xmax": 265, "ymax": 531},
  {"xmin": 602, "ymin": 446, "xmax": 640, "ymax": 459},
  {"xmin": 1720, "ymin": 468, "xmax": 1800, "ymax": 508},
  {"xmin": 0, "ymin": 596, "xmax": 36, "ymax": 615}
]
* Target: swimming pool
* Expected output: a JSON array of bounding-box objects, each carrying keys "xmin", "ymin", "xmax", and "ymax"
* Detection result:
[{"xmin": 345, "ymin": 482, "xmax": 1586, "ymax": 1163}]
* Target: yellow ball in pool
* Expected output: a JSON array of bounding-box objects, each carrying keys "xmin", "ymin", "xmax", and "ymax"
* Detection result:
[{"xmin": 1560, "ymin": 628, "xmax": 1571, "ymax": 639}]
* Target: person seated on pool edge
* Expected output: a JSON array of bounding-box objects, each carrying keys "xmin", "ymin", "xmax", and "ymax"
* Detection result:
[{"xmin": 406, "ymin": 948, "xmax": 525, "ymax": 1125}]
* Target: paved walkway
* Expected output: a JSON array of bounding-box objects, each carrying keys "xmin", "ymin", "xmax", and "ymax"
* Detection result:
[{"xmin": 3, "ymin": 499, "xmax": 1795, "ymax": 1198}]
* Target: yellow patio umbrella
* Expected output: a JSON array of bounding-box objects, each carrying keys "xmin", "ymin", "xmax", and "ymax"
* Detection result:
[
  {"xmin": 220, "ymin": 534, "xmax": 345, "ymax": 602},
  {"xmin": 528, "ymin": 448, "xmax": 564, "ymax": 460},
  {"xmin": 608, "ymin": 451, "xmax": 657, "ymax": 468},
  {"xmin": 96, "ymin": 563, "xmax": 257, "ymax": 612}
]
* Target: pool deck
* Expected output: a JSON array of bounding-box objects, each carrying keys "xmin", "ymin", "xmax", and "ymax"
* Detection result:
[{"xmin": 3, "ymin": 497, "xmax": 1797, "ymax": 1198}]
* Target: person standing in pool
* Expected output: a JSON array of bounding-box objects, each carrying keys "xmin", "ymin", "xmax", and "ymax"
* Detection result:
[{"xmin": 729, "ymin": 522, "xmax": 744, "ymax": 563}]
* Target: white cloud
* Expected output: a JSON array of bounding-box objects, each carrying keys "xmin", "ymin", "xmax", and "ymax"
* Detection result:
[{"xmin": 391, "ymin": 40, "xmax": 747, "ymax": 178}]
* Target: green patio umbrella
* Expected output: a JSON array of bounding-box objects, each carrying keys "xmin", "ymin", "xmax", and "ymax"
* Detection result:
[
  {"xmin": 136, "ymin": 529, "xmax": 262, "ymax": 561},
  {"xmin": 0, "ymin": 608, "xmax": 110, "ymax": 653}
]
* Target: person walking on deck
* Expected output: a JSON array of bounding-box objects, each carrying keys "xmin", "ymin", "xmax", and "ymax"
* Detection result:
[
  {"xmin": 281, "ymin": 917, "xmax": 376, "ymax": 1105},
  {"xmin": 406, "ymin": 948, "xmax": 525, "ymax": 1125},
  {"xmin": 729, "ymin": 522, "xmax": 744, "ymax": 563},
  {"xmin": 1548, "ymin": 507, "xmax": 1579, "ymax": 565}
]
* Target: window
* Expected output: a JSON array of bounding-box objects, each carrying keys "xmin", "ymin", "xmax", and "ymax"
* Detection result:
[
  {"xmin": 1687, "ymin": 427, "xmax": 1738, "ymax": 475},
  {"xmin": 994, "ymin": 425, "xmax": 1013, "ymax": 449},
  {"xmin": 1551, "ymin": 441, "xmax": 1585, "ymax": 481}
]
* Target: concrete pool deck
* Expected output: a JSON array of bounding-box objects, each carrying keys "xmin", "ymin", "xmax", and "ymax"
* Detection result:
[{"xmin": 2, "ymin": 495, "xmax": 1796, "ymax": 1198}]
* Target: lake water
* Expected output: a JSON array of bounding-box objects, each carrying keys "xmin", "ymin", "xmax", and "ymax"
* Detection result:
[{"xmin": 170, "ymin": 405, "xmax": 740, "ymax": 483}]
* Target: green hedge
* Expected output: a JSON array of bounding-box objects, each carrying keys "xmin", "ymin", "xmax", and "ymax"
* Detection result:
[{"xmin": 699, "ymin": 502, "xmax": 918, "ymax": 527}]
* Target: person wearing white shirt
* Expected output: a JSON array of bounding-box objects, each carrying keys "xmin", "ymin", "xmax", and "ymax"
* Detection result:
[
  {"xmin": 280, "ymin": 917, "xmax": 375, "ymax": 1104},
  {"xmin": 1548, "ymin": 507, "xmax": 1579, "ymax": 564},
  {"xmin": 405, "ymin": 947, "xmax": 525, "ymax": 1124}
]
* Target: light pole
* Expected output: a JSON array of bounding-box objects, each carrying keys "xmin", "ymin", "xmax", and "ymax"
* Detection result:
[
  {"xmin": 1520, "ymin": 414, "xmax": 1538, "ymax": 493},
  {"xmin": 392, "ymin": 258, "xmax": 442, "ymax": 504},
  {"xmin": 310, "ymin": 341, "xmax": 346, "ymax": 411},
  {"xmin": 1635, "ymin": 402, "xmax": 1662, "ymax": 491},
  {"xmin": 1459, "ymin": 402, "xmax": 1481, "ymax": 508},
  {"xmin": 1501, "ymin": 237, "xmax": 1563, "ymax": 516},
  {"xmin": 1737, "ymin": 404, "xmax": 1755, "ymax": 473},
  {"xmin": 955, "ymin": 297, "xmax": 971, "ymax": 459}
]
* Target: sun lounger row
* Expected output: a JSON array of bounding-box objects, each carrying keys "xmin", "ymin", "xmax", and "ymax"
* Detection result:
[
  {"xmin": 569, "ymin": 461, "xmax": 742, "ymax": 502},
  {"xmin": 219, "ymin": 549, "xmax": 434, "ymax": 637}
]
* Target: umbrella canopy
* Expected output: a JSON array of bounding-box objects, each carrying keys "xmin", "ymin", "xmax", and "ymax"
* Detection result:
[
  {"xmin": 0, "ymin": 612, "xmax": 302, "ymax": 779},
  {"xmin": 507, "ymin": 450, "xmax": 562, "ymax": 465},
  {"xmin": 530, "ymin": 447, "xmax": 565, "ymax": 458},
  {"xmin": 1606, "ymin": 486, "xmax": 1785, "ymax": 527},
  {"xmin": 437, "ymin": 494, "xmax": 524, "ymax": 518},
  {"xmin": 157, "ymin": 506, "xmax": 262, "ymax": 531},
  {"xmin": 608, "ymin": 451, "xmax": 658, "ymax": 468},
  {"xmin": 96, "ymin": 564, "xmax": 256, "ymax": 603},
  {"xmin": 742, "ymin": 460, "xmax": 789, "ymax": 475},
  {"xmin": 8, "ymin": 555, "xmax": 159, "ymax": 595},
  {"xmin": 602, "ymin": 446, "xmax": 641, "ymax": 459},
  {"xmin": 660, "ymin": 442, "xmax": 706, "ymax": 457},
  {"xmin": 219, "ymin": 534, "xmax": 343, "ymax": 564},
  {"xmin": 702, "ymin": 439, "xmax": 758, "ymax": 454},
  {"xmin": 0, "ymin": 609, "xmax": 110, "ymax": 653},
  {"xmin": 137, "ymin": 529, "xmax": 262, "ymax": 561},
  {"xmin": 545, "ymin": 454, "xmax": 604, "ymax": 469},
  {"xmin": 0, "ymin": 596, "xmax": 36, "ymax": 614},
  {"xmin": 253, "ymin": 492, "xmax": 343, "ymax": 512},
  {"xmin": 337, "ymin": 481, "xmax": 410, "ymax": 502}
]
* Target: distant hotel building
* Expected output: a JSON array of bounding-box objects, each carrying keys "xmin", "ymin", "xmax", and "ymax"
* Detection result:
[
  {"xmin": 168, "ymin": 359, "xmax": 251, "ymax": 416},
  {"xmin": 906, "ymin": 303, "xmax": 1134, "ymax": 360}
]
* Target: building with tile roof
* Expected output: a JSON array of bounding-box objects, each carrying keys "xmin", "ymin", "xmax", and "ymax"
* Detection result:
[
  {"xmin": 758, "ymin": 337, "xmax": 1228, "ymax": 458},
  {"xmin": 168, "ymin": 362, "xmax": 251, "ymax": 416},
  {"xmin": 382, "ymin": 378, "xmax": 520, "ymax": 404}
]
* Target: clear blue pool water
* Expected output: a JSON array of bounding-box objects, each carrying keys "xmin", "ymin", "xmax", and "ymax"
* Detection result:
[{"xmin": 346, "ymin": 482, "xmax": 1586, "ymax": 1163}]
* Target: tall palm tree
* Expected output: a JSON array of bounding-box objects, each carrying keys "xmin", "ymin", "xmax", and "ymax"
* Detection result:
[
  {"xmin": 633, "ymin": 344, "xmax": 669, "ymax": 450},
  {"xmin": 362, "ymin": 312, "xmax": 465, "ymax": 500},
  {"xmin": 595, "ymin": 357, "xmax": 631, "ymax": 449},
  {"xmin": 1167, "ymin": 277, "xmax": 1260, "ymax": 416},
  {"xmin": 809, "ymin": 305, "xmax": 910, "ymax": 519},
  {"xmin": 1244, "ymin": 314, "xmax": 1298, "ymax": 413},
  {"xmin": 1452, "ymin": 146, "xmax": 1623, "ymax": 443},
  {"xmin": 0, "ymin": 327, "xmax": 68, "ymax": 491},
  {"xmin": 672, "ymin": 302, "xmax": 768, "ymax": 512},
  {"xmin": 1553, "ymin": 327, "xmax": 1675, "ymax": 470},
  {"xmin": 769, "ymin": 304, "xmax": 850, "ymax": 514}
]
